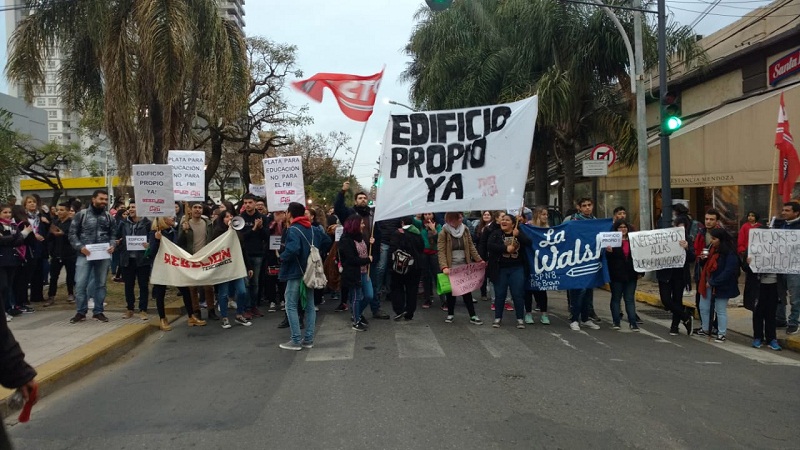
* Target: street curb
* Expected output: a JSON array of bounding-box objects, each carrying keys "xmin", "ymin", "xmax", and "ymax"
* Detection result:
[{"xmin": 0, "ymin": 313, "xmax": 183, "ymax": 419}]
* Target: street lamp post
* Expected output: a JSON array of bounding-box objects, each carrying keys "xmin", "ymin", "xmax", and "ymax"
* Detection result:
[{"xmin": 386, "ymin": 99, "xmax": 416, "ymax": 112}]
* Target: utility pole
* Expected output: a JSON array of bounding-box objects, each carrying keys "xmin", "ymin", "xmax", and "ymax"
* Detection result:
[
  {"xmin": 657, "ymin": 0, "xmax": 672, "ymax": 229},
  {"xmin": 634, "ymin": 0, "xmax": 650, "ymax": 231}
]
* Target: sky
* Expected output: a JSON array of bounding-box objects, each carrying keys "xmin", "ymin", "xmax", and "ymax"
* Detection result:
[{"xmin": 0, "ymin": 0, "xmax": 776, "ymax": 188}]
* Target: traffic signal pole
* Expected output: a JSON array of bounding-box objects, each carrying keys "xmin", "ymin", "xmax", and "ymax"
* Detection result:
[{"xmin": 657, "ymin": 0, "xmax": 672, "ymax": 229}]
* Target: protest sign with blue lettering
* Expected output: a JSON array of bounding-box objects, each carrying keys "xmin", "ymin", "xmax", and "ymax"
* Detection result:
[{"xmin": 520, "ymin": 219, "xmax": 612, "ymax": 291}]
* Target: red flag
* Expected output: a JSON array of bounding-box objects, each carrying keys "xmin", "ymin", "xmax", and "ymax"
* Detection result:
[
  {"xmin": 292, "ymin": 70, "xmax": 383, "ymax": 122},
  {"xmin": 777, "ymin": 93, "xmax": 800, "ymax": 203}
]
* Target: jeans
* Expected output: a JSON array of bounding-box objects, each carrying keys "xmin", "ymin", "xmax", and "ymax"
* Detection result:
[
  {"xmin": 216, "ymin": 278, "xmax": 248, "ymax": 318},
  {"xmin": 285, "ymin": 278, "xmax": 316, "ymax": 344},
  {"xmin": 390, "ymin": 270, "xmax": 421, "ymax": 319},
  {"xmin": 493, "ymin": 265, "xmax": 525, "ymax": 320},
  {"xmin": 371, "ymin": 243, "xmax": 390, "ymax": 298},
  {"xmin": 785, "ymin": 274, "xmax": 800, "ymax": 326},
  {"xmin": 122, "ymin": 263, "xmax": 151, "ymax": 312},
  {"xmin": 48, "ymin": 257, "xmax": 76, "ymax": 298},
  {"xmin": 350, "ymin": 273, "xmax": 374, "ymax": 324},
  {"xmin": 568, "ymin": 288, "xmax": 592, "ymax": 323},
  {"xmin": 246, "ymin": 255, "xmax": 264, "ymax": 309},
  {"xmin": 74, "ymin": 256, "xmax": 110, "ymax": 315},
  {"xmin": 699, "ymin": 293, "xmax": 728, "ymax": 336},
  {"xmin": 753, "ymin": 283, "xmax": 778, "ymax": 342},
  {"xmin": 610, "ymin": 279, "xmax": 638, "ymax": 327}
]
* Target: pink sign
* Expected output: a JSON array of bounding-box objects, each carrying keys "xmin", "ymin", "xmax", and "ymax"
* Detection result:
[{"xmin": 449, "ymin": 261, "xmax": 487, "ymax": 296}]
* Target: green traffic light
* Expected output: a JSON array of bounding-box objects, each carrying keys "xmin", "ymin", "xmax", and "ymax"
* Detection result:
[
  {"xmin": 425, "ymin": 0, "xmax": 453, "ymax": 12},
  {"xmin": 665, "ymin": 116, "xmax": 682, "ymax": 131}
]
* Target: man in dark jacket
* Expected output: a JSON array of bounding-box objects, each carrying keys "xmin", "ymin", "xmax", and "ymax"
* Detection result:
[
  {"xmin": 388, "ymin": 216, "xmax": 424, "ymax": 321},
  {"xmin": 118, "ymin": 200, "xmax": 152, "ymax": 320},
  {"xmin": 44, "ymin": 202, "xmax": 76, "ymax": 306},
  {"xmin": 1, "ymin": 291, "xmax": 38, "ymax": 449},
  {"xmin": 239, "ymin": 193, "xmax": 270, "ymax": 318}
]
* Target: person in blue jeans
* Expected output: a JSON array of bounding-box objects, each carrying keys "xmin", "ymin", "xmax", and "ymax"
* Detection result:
[
  {"xmin": 212, "ymin": 210, "xmax": 252, "ymax": 329},
  {"xmin": 697, "ymin": 228, "xmax": 740, "ymax": 343},
  {"xmin": 605, "ymin": 219, "xmax": 642, "ymax": 331},
  {"xmin": 338, "ymin": 214, "xmax": 374, "ymax": 331},
  {"xmin": 278, "ymin": 202, "xmax": 330, "ymax": 350},
  {"xmin": 487, "ymin": 213, "xmax": 530, "ymax": 329}
]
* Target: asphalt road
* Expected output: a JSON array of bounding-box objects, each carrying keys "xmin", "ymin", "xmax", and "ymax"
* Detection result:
[{"xmin": 6, "ymin": 290, "xmax": 800, "ymax": 450}]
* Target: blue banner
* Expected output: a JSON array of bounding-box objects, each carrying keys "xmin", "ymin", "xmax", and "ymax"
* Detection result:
[{"xmin": 520, "ymin": 219, "xmax": 612, "ymax": 291}]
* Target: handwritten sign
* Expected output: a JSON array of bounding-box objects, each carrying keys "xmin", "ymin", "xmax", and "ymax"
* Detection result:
[
  {"xmin": 262, "ymin": 156, "xmax": 306, "ymax": 211},
  {"xmin": 269, "ymin": 235, "xmax": 282, "ymax": 251},
  {"xmin": 168, "ymin": 150, "xmax": 204, "ymax": 201},
  {"xmin": 249, "ymin": 183, "xmax": 267, "ymax": 198},
  {"xmin": 335, "ymin": 225, "xmax": 344, "ymax": 242},
  {"xmin": 85, "ymin": 243, "xmax": 111, "ymax": 261},
  {"xmin": 597, "ymin": 232, "xmax": 622, "ymax": 248},
  {"xmin": 748, "ymin": 229, "xmax": 800, "ymax": 274},
  {"xmin": 126, "ymin": 236, "xmax": 147, "ymax": 251},
  {"xmin": 448, "ymin": 261, "xmax": 487, "ymax": 296},
  {"xmin": 132, "ymin": 165, "xmax": 175, "ymax": 216},
  {"xmin": 506, "ymin": 194, "xmax": 523, "ymax": 216},
  {"xmin": 628, "ymin": 227, "xmax": 686, "ymax": 273}
]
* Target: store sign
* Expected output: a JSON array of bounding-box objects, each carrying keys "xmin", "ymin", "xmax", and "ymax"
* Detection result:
[
  {"xmin": 769, "ymin": 48, "xmax": 800, "ymax": 86},
  {"xmin": 671, "ymin": 174, "xmax": 735, "ymax": 187}
]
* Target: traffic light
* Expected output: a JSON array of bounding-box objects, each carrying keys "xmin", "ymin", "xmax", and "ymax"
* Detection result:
[
  {"xmin": 661, "ymin": 91, "xmax": 682, "ymax": 135},
  {"xmin": 425, "ymin": 0, "xmax": 453, "ymax": 12}
]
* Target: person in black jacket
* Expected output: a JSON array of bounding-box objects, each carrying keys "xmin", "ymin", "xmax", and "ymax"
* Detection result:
[
  {"xmin": 1, "ymin": 205, "xmax": 32, "ymax": 318},
  {"xmin": 388, "ymin": 216, "xmax": 424, "ymax": 321},
  {"xmin": 44, "ymin": 202, "xmax": 76, "ymax": 306},
  {"xmin": 605, "ymin": 220, "xmax": 641, "ymax": 331},
  {"xmin": 338, "ymin": 214, "xmax": 374, "ymax": 331},
  {"xmin": 0, "ymin": 289, "xmax": 38, "ymax": 449},
  {"xmin": 487, "ymin": 213, "xmax": 531, "ymax": 328},
  {"xmin": 656, "ymin": 216, "xmax": 695, "ymax": 336}
]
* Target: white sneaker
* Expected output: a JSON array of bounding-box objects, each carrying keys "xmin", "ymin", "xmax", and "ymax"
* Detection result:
[
  {"xmin": 492, "ymin": 318, "xmax": 501, "ymax": 328},
  {"xmin": 228, "ymin": 300, "xmax": 236, "ymax": 309},
  {"xmin": 516, "ymin": 319, "xmax": 525, "ymax": 329},
  {"xmin": 221, "ymin": 318, "xmax": 232, "ymax": 329},
  {"xmin": 569, "ymin": 321, "xmax": 580, "ymax": 331},
  {"xmin": 582, "ymin": 320, "xmax": 600, "ymax": 330}
]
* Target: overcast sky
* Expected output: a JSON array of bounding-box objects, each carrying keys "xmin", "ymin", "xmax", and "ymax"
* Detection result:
[{"xmin": 0, "ymin": 0, "xmax": 774, "ymax": 187}]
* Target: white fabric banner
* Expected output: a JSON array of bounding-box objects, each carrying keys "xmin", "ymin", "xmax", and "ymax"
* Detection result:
[
  {"xmin": 262, "ymin": 156, "xmax": 306, "ymax": 211},
  {"xmin": 374, "ymin": 96, "xmax": 538, "ymax": 221},
  {"xmin": 150, "ymin": 228, "xmax": 247, "ymax": 286},
  {"xmin": 168, "ymin": 150, "xmax": 205, "ymax": 201},
  {"xmin": 132, "ymin": 165, "xmax": 175, "ymax": 216}
]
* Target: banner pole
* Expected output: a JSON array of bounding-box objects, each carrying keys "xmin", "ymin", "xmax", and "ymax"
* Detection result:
[
  {"xmin": 348, "ymin": 120, "xmax": 370, "ymax": 179},
  {"xmin": 769, "ymin": 145, "xmax": 778, "ymax": 223}
]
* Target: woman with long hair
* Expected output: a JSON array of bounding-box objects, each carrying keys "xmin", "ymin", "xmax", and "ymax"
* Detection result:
[
  {"xmin": 18, "ymin": 196, "xmax": 48, "ymax": 304},
  {"xmin": 606, "ymin": 220, "xmax": 641, "ymax": 331},
  {"xmin": 698, "ymin": 228, "xmax": 740, "ymax": 342},
  {"xmin": 1, "ymin": 204, "xmax": 32, "ymax": 319},
  {"xmin": 212, "ymin": 210, "xmax": 252, "ymax": 329},
  {"xmin": 438, "ymin": 212, "xmax": 483, "ymax": 325},
  {"xmin": 338, "ymin": 214, "xmax": 373, "ymax": 331},
  {"xmin": 656, "ymin": 216, "xmax": 695, "ymax": 336},
  {"xmin": 487, "ymin": 213, "xmax": 531, "ymax": 329},
  {"xmin": 147, "ymin": 217, "xmax": 191, "ymax": 331},
  {"xmin": 525, "ymin": 206, "xmax": 551, "ymax": 324},
  {"xmin": 10, "ymin": 205, "xmax": 36, "ymax": 313}
]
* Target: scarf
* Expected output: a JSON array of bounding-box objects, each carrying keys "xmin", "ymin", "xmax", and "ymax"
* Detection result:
[
  {"xmin": 443, "ymin": 223, "xmax": 466, "ymax": 238},
  {"xmin": 291, "ymin": 216, "xmax": 311, "ymax": 228},
  {"xmin": 698, "ymin": 247, "xmax": 720, "ymax": 298},
  {"xmin": 27, "ymin": 211, "xmax": 39, "ymax": 230}
]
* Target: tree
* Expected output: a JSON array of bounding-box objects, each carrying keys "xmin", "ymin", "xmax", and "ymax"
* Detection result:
[
  {"xmin": 402, "ymin": 0, "xmax": 705, "ymax": 208},
  {"xmin": 6, "ymin": 0, "xmax": 250, "ymax": 179}
]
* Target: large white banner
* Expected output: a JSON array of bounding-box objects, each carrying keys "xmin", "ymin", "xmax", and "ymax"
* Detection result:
[
  {"xmin": 132, "ymin": 165, "xmax": 175, "ymax": 216},
  {"xmin": 373, "ymin": 96, "xmax": 538, "ymax": 221},
  {"xmin": 628, "ymin": 227, "xmax": 687, "ymax": 273},
  {"xmin": 262, "ymin": 156, "xmax": 306, "ymax": 211},
  {"xmin": 150, "ymin": 228, "xmax": 248, "ymax": 286},
  {"xmin": 168, "ymin": 150, "xmax": 205, "ymax": 201},
  {"xmin": 748, "ymin": 228, "xmax": 800, "ymax": 274}
]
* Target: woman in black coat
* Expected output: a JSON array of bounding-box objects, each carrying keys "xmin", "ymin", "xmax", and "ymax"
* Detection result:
[
  {"xmin": 338, "ymin": 214, "xmax": 373, "ymax": 331},
  {"xmin": 605, "ymin": 220, "xmax": 641, "ymax": 331},
  {"xmin": 655, "ymin": 216, "xmax": 695, "ymax": 336}
]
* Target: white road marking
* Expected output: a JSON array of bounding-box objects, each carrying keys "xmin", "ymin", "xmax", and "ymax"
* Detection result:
[
  {"xmin": 550, "ymin": 333, "xmax": 577, "ymax": 350},
  {"xmin": 305, "ymin": 317, "xmax": 355, "ymax": 362},
  {"xmin": 395, "ymin": 326, "xmax": 445, "ymax": 358},
  {"xmin": 469, "ymin": 325, "xmax": 536, "ymax": 358},
  {"xmin": 637, "ymin": 328, "xmax": 684, "ymax": 348}
]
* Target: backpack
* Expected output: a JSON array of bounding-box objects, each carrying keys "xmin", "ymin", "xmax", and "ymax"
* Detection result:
[
  {"xmin": 323, "ymin": 242, "xmax": 342, "ymax": 291},
  {"xmin": 291, "ymin": 226, "xmax": 328, "ymax": 290},
  {"xmin": 391, "ymin": 230, "xmax": 417, "ymax": 275}
]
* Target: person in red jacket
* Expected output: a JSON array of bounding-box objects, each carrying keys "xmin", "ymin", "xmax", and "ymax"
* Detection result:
[{"xmin": 737, "ymin": 211, "xmax": 761, "ymax": 254}]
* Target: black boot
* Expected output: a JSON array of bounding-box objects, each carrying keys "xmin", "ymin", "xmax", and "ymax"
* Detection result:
[{"xmin": 278, "ymin": 317, "xmax": 289, "ymax": 328}]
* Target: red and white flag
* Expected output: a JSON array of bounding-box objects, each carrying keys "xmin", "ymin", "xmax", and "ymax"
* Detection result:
[
  {"xmin": 777, "ymin": 93, "xmax": 800, "ymax": 203},
  {"xmin": 292, "ymin": 69, "xmax": 383, "ymax": 122}
]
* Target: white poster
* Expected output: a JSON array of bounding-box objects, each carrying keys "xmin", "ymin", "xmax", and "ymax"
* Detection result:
[
  {"xmin": 597, "ymin": 232, "xmax": 623, "ymax": 248},
  {"xmin": 748, "ymin": 229, "xmax": 800, "ymax": 274},
  {"xmin": 85, "ymin": 243, "xmax": 111, "ymax": 261},
  {"xmin": 628, "ymin": 227, "xmax": 686, "ymax": 273},
  {"xmin": 167, "ymin": 150, "xmax": 205, "ymax": 201},
  {"xmin": 249, "ymin": 183, "xmax": 267, "ymax": 198},
  {"xmin": 132, "ymin": 165, "xmax": 175, "ymax": 216},
  {"xmin": 374, "ymin": 96, "xmax": 538, "ymax": 221},
  {"xmin": 262, "ymin": 156, "xmax": 306, "ymax": 211},
  {"xmin": 150, "ymin": 228, "xmax": 248, "ymax": 286},
  {"xmin": 126, "ymin": 236, "xmax": 148, "ymax": 251},
  {"xmin": 268, "ymin": 235, "xmax": 281, "ymax": 250}
]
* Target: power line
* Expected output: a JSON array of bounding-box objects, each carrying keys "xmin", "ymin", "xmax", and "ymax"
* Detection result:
[
  {"xmin": 688, "ymin": 0, "xmax": 722, "ymax": 29},
  {"xmin": 669, "ymin": 4, "xmax": 800, "ymax": 17}
]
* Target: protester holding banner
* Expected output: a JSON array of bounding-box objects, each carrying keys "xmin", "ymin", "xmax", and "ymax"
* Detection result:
[
  {"xmin": 438, "ymin": 212, "xmax": 483, "ymax": 325},
  {"xmin": 44, "ymin": 202, "xmax": 76, "ymax": 307},
  {"xmin": 475, "ymin": 211, "xmax": 498, "ymax": 305},
  {"xmin": 211, "ymin": 210, "xmax": 252, "ymax": 329},
  {"xmin": 487, "ymin": 213, "xmax": 531, "ymax": 329},
  {"xmin": 655, "ymin": 216, "xmax": 695, "ymax": 336},
  {"xmin": 117, "ymin": 201, "xmax": 153, "ymax": 320},
  {"xmin": 148, "ymin": 217, "xmax": 185, "ymax": 331},
  {"xmin": 605, "ymin": 220, "xmax": 641, "ymax": 331},
  {"xmin": 525, "ymin": 206, "xmax": 550, "ymax": 325},
  {"xmin": 177, "ymin": 202, "xmax": 218, "ymax": 321},
  {"xmin": 698, "ymin": 228, "xmax": 740, "ymax": 342},
  {"xmin": 339, "ymin": 215, "xmax": 374, "ymax": 332},
  {"xmin": 239, "ymin": 193, "xmax": 271, "ymax": 319},
  {"xmin": 566, "ymin": 198, "xmax": 601, "ymax": 323},
  {"xmin": 412, "ymin": 213, "xmax": 443, "ymax": 310},
  {"xmin": 388, "ymin": 216, "xmax": 424, "ymax": 321}
]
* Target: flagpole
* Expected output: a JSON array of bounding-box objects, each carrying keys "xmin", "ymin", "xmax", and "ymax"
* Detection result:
[
  {"xmin": 769, "ymin": 144, "xmax": 778, "ymax": 222},
  {"xmin": 348, "ymin": 120, "xmax": 369, "ymax": 179}
]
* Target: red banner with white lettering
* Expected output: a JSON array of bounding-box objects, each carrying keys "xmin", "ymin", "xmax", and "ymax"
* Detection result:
[
  {"xmin": 291, "ymin": 70, "xmax": 383, "ymax": 122},
  {"xmin": 777, "ymin": 93, "xmax": 800, "ymax": 203}
]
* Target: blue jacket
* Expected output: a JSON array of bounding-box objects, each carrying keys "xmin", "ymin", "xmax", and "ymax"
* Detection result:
[
  {"xmin": 278, "ymin": 221, "xmax": 331, "ymax": 282},
  {"xmin": 708, "ymin": 251, "xmax": 741, "ymax": 299}
]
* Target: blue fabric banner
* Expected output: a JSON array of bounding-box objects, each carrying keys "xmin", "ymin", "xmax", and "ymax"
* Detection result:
[{"xmin": 519, "ymin": 219, "xmax": 612, "ymax": 291}]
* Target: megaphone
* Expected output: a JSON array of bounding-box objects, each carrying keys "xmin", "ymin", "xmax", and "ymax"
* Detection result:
[{"xmin": 231, "ymin": 216, "xmax": 245, "ymax": 231}]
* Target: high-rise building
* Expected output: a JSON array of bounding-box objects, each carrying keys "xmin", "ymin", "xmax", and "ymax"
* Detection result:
[{"xmin": 217, "ymin": 0, "xmax": 246, "ymax": 33}]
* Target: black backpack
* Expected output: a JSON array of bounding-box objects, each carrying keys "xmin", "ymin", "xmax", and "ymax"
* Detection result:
[{"xmin": 391, "ymin": 230, "xmax": 419, "ymax": 275}]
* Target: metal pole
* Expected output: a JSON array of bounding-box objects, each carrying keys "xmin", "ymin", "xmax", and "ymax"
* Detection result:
[
  {"xmin": 657, "ymin": 0, "xmax": 672, "ymax": 229},
  {"xmin": 634, "ymin": 1, "xmax": 650, "ymax": 231},
  {"xmin": 348, "ymin": 120, "xmax": 370, "ymax": 178}
]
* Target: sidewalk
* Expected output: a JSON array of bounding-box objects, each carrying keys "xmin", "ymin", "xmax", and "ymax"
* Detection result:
[{"xmin": 624, "ymin": 279, "xmax": 800, "ymax": 352}]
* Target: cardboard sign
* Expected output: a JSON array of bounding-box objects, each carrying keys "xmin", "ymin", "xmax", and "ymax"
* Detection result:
[
  {"xmin": 597, "ymin": 232, "xmax": 622, "ymax": 248},
  {"xmin": 262, "ymin": 156, "xmax": 306, "ymax": 211},
  {"xmin": 85, "ymin": 243, "xmax": 111, "ymax": 261},
  {"xmin": 448, "ymin": 261, "xmax": 487, "ymax": 297},
  {"xmin": 628, "ymin": 227, "xmax": 686, "ymax": 273},
  {"xmin": 126, "ymin": 235, "xmax": 148, "ymax": 251},
  {"xmin": 269, "ymin": 235, "xmax": 282, "ymax": 250},
  {"xmin": 132, "ymin": 165, "xmax": 175, "ymax": 216},
  {"xmin": 168, "ymin": 150, "xmax": 205, "ymax": 201},
  {"xmin": 748, "ymin": 228, "xmax": 800, "ymax": 274},
  {"xmin": 249, "ymin": 183, "xmax": 267, "ymax": 198}
]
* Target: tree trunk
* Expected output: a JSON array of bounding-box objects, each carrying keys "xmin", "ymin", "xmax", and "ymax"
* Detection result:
[
  {"xmin": 150, "ymin": 100, "xmax": 165, "ymax": 165},
  {"xmin": 240, "ymin": 150, "xmax": 251, "ymax": 189},
  {"xmin": 563, "ymin": 142, "xmax": 577, "ymax": 212},
  {"xmin": 533, "ymin": 144, "xmax": 548, "ymax": 206},
  {"xmin": 204, "ymin": 131, "xmax": 223, "ymax": 197},
  {"xmin": 51, "ymin": 189, "xmax": 63, "ymax": 206}
]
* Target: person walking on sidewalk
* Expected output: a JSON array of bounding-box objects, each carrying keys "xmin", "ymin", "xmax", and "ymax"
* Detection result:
[
  {"xmin": 68, "ymin": 189, "xmax": 116, "ymax": 324},
  {"xmin": 118, "ymin": 201, "xmax": 153, "ymax": 321},
  {"xmin": 698, "ymin": 228, "xmax": 740, "ymax": 343},
  {"xmin": 44, "ymin": 202, "xmax": 76, "ymax": 306},
  {"xmin": 177, "ymin": 202, "xmax": 217, "ymax": 321},
  {"xmin": 439, "ymin": 212, "xmax": 484, "ymax": 325},
  {"xmin": 656, "ymin": 216, "xmax": 695, "ymax": 336},
  {"xmin": 388, "ymin": 216, "xmax": 424, "ymax": 321},
  {"xmin": 278, "ymin": 202, "xmax": 330, "ymax": 350}
]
